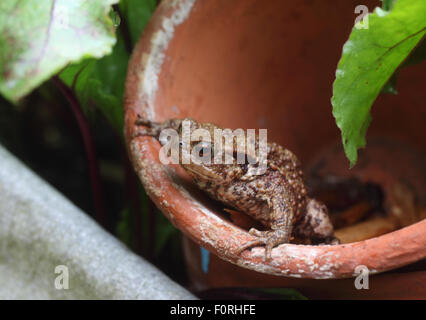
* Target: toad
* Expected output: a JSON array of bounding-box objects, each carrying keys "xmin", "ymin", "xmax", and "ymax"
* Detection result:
[{"xmin": 133, "ymin": 117, "xmax": 338, "ymax": 260}]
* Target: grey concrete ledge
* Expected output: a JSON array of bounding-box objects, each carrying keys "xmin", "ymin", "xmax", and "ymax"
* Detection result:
[{"xmin": 0, "ymin": 144, "xmax": 196, "ymax": 299}]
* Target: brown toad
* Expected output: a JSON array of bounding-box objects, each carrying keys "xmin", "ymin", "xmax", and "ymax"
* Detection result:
[{"xmin": 133, "ymin": 117, "xmax": 337, "ymax": 260}]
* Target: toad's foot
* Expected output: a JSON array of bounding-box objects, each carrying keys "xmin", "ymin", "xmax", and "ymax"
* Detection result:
[{"xmin": 237, "ymin": 227, "xmax": 292, "ymax": 261}]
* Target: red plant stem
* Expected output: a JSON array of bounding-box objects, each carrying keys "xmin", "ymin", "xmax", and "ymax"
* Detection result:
[
  {"xmin": 119, "ymin": 137, "xmax": 144, "ymax": 256},
  {"xmin": 52, "ymin": 76, "xmax": 106, "ymax": 228},
  {"xmin": 148, "ymin": 199, "xmax": 157, "ymax": 261}
]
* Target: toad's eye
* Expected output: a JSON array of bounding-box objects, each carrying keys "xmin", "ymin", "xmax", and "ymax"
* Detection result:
[{"xmin": 194, "ymin": 142, "xmax": 213, "ymax": 157}]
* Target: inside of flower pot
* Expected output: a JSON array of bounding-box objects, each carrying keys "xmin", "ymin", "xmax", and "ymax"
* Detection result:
[{"xmin": 150, "ymin": 0, "xmax": 426, "ymax": 242}]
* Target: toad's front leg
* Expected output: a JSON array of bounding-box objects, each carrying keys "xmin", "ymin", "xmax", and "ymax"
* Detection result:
[{"xmin": 237, "ymin": 197, "xmax": 294, "ymax": 260}]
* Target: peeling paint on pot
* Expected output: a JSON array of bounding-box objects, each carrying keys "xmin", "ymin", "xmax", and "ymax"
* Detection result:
[{"xmin": 142, "ymin": 0, "xmax": 196, "ymax": 118}]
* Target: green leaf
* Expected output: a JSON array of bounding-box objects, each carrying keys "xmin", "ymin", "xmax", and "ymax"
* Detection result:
[
  {"xmin": 0, "ymin": 0, "xmax": 119, "ymax": 103},
  {"xmin": 381, "ymin": 38, "xmax": 425, "ymax": 95},
  {"xmin": 59, "ymin": 34, "xmax": 129, "ymax": 133},
  {"xmin": 380, "ymin": 0, "xmax": 426, "ymax": 96},
  {"xmin": 401, "ymin": 38, "xmax": 426, "ymax": 67},
  {"xmin": 119, "ymin": 0, "xmax": 156, "ymax": 46},
  {"xmin": 331, "ymin": 0, "xmax": 426, "ymax": 166},
  {"xmin": 117, "ymin": 207, "xmax": 132, "ymax": 247},
  {"xmin": 381, "ymin": 72, "xmax": 398, "ymax": 95},
  {"xmin": 58, "ymin": 2, "xmax": 158, "ymax": 134},
  {"xmin": 381, "ymin": 0, "xmax": 396, "ymax": 11}
]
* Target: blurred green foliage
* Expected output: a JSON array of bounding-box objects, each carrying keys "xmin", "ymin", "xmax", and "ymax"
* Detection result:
[
  {"xmin": 0, "ymin": 0, "xmax": 185, "ymax": 285},
  {"xmin": 0, "ymin": 0, "xmax": 119, "ymax": 103},
  {"xmin": 332, "ymin": 0, "xmax": 425, "ymax": 166}
]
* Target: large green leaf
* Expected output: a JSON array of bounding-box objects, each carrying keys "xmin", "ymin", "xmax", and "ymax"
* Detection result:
[
  {"xmin": 119, "ymin": 0, "xmax": 157, "ymax": 46},
  {"xmin": 59, "ymin": 34, "xmax": 129, "ymax": 133},
  {"xmin": 0, "ymin": 0, "xmax": 119, "ymax": 103},
  {"xmin": 381, "ymin": 0, "xmax": 396, "ymax": 11},
  {"xmin": 58, "ymin": 1, "xmax": 157, "ymax": 135},
  {"xmin": 331, "ymin": 0, "xmax": 425, "ymax": 166}
]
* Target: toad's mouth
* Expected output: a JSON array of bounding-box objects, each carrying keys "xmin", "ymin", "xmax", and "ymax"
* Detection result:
[{"xmin": 184, "ymin": 166, "xmax": 219, "ymax": 181}]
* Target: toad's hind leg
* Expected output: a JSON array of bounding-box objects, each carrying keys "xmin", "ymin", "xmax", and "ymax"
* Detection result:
[
  {"xmin": 294, "ymin": 198, "xmax": 338, "ymax": 244},
  {"xmin": 237, "ymin": 197, "xmax": 294, "ymax": 260}
]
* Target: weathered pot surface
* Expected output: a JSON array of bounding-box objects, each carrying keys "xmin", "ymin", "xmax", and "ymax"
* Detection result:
[{"xmin": 124, "ymin": 0, "xmax": 426, "ymax": 279}]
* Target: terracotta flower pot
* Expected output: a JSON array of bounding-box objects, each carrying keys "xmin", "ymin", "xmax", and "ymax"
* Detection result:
[{"xmin": 124, "ymin": 0, "xmax": 426, "ymax": 295}]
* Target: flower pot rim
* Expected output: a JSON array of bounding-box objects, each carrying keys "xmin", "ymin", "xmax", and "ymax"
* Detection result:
[{"xmin": 124, "ymin": 0, "xmax": 426, "ymax": 279}]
